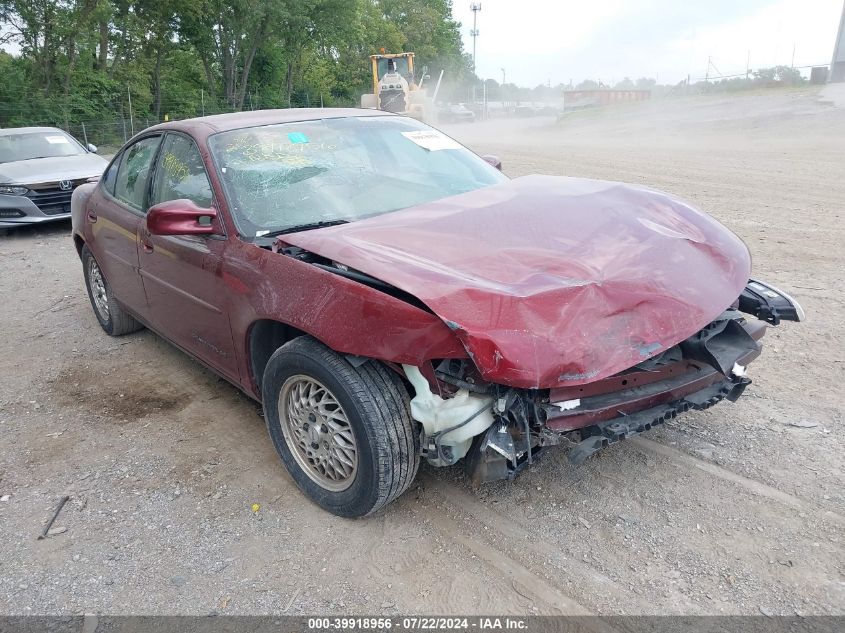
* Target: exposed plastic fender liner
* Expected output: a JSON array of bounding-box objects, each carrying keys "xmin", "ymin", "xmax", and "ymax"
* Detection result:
[
  {"xmin": 402, "ymin": 365, "xmax": 495, "ymax": 466},
  {"xmin": 680, "ymin": 312, "xmax": 760, "ymax": 376},
  {"xmin": 344, "ymin": 354, "xmax": 370, "ymax": 368},
  {"xmin": 464, "ymin": 425, "xmax": 549, "ymax": 486}
]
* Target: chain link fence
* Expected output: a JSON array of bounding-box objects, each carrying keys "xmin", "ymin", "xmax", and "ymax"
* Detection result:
[{"xmin": 1, "ymin": 90, "xmax": 358, "ymax": 153}]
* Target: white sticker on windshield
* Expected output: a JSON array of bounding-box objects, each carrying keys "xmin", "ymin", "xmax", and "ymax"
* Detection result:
[
  {"xmin": 45, "ymin": 135, "xmax": 70, "ymax": 144},
  {"xmin": 401, "ymin": 130, "xmax": 461, "ymax": 151}
]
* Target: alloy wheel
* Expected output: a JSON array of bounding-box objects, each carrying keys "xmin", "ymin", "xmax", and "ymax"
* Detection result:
[
  {"xmin": 278, "ymin": 375, "xmax": 358, "ymax": 491},
  {"xmin": 88, "ymin": 258, "xmax": 110, "ymax": 322}
]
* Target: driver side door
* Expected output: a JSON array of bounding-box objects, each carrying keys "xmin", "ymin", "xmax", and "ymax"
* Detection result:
[{"xmin": 137, "ymin": 132, "xmax": 240, "ymax": 382}]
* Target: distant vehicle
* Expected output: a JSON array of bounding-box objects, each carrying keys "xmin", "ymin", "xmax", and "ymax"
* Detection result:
[
  {"xmin": 513, "ymin": 105, "xmax": 537, "ymax": 117},
  {"xmin": 71, "ymin": 108, "xmax": 801, "ymax": 517},
  {"xmin": 439, "ymin": 103, "xmax": 475, "ymax": 123},
  {"xmin": 0, "ymin": 127, "xmax": 106, "ymax": 228},
  {"xmin": 561, "ymin": 89, "xmax": 651, "ymax": 112},
  {"xmin": 537, "ymin": 105, "xmax": 561, "ymax": 117}
]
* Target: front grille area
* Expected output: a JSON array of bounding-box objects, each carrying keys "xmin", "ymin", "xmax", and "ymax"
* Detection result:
[
  {"xmin": 0, "ymin": 209, "xmax": 25, "ymax": 218},
  {"xmin": 26, "ymin": 189, "xmax": 73, "ymax": 215},
  {"xmin": 25, "ymin": 179, "xmax": 86, "ymax": 216}
]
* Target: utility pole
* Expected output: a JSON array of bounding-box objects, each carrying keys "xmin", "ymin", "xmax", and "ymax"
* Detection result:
[
  {"xmin": 470, "ymin": 3, "xmax": 481, "ymax": 73},
  {"xmin": 746, "ymin": 50, "xmax": 751, "ymax": 80},
  {"xmin": 127, "ymin": 85, "xmax": 134, "ymax": 135},
  {"xmin": 470, "ymin": 3, "xmax": 481, "ymax": 105},
  {"xmin": 500, "ymin": 68, "xmax": 506, "ymax": 106}
]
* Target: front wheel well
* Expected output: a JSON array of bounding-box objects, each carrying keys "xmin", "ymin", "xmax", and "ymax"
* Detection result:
[{"xmin": 248, "ymin": 319, "xmax": 308, "ymax": 396}]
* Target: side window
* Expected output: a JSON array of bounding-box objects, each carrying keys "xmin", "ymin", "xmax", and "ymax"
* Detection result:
[
  {"xmin": 113, "ymin": 136, "xmax": 161, "ymax": 211},
  {"xmin": 101, "ymin": 156, "xmax": 120, "ymax": 195},
  {"xmin": 150, "ymin": 134, "xmax": 213, "ymax": 209}
]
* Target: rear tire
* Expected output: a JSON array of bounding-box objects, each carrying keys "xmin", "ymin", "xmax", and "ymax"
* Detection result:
[
  {"xmin": 262, "ymin": 337, "xmax": 419, "ymax": 517},
  {"xmin": 81, "ymin": 245, "xmax": 143, "ymax": 336}
]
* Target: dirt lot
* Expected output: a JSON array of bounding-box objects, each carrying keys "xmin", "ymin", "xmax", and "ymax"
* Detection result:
[{"xmin": 1, "ymin": 88, "xmax": 843, "ymax": 616}]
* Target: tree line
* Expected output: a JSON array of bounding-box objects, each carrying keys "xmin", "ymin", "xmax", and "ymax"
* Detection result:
[{"xmin": 0, "ymin": 0, "xmax": 472, "ymax": 128}]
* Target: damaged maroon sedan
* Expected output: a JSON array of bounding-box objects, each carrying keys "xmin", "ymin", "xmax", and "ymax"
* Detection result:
[{"xmin": 71, "ymin": 109, "xmax": 802, "ymax": 517}]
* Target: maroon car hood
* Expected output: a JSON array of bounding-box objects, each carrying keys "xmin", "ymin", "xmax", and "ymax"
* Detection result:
[{"xmin": 282, "ymin": 175, "xmax": 751, "ymax": 389}]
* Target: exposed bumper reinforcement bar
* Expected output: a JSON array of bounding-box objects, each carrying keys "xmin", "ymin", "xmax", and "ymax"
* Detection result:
[{"xmin": 567, "ymin": 376, "xmax": 751, "ymax": 464}]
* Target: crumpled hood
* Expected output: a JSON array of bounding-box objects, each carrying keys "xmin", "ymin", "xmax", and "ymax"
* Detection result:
[
  {"xmin": 282, "ymin": 175, "xmax": 751, "ymax": 389},
  {"xmin": 0, "ymin": 153, "xmax": 107, "ymax": 184}
]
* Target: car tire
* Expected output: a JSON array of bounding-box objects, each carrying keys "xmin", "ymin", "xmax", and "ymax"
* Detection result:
[
  {"xmin": 81, "ymin": 245, "xmax": 143, "ymax": 336},
  {"xmin": 262, "ymin": 337, "xmax": 419, "ymax": 517}
]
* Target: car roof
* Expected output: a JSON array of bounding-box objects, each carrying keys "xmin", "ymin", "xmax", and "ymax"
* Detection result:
[
  {"xmin": 0, "ymin": 126, "xmax": 67, "ymax": 136},
  {"xmin": 145, "ymin": 108, "xmax": 396, "ymax": 140}
]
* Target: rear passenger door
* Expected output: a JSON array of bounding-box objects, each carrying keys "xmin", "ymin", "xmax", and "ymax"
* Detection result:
[{"xmin": 137, "ymin": 132, "xmax": 239, "ymax": 381}]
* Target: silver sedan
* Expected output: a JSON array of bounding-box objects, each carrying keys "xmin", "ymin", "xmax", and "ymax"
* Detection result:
[{"xmin": 0, "ymin": 127, "xmax": 108, "ymax": 228}]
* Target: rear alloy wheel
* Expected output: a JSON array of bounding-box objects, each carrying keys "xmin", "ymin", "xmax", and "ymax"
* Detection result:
[
  {"xmin": 262, "ymin": 337, "xmax": 419, "ymax": 517},
  {"xmin": 81, "ymin": 245, "xmax": 143, "ymax": 336},
  {"xmin": 88, "ymin": 256, "xmax": 110, "ymax": 322}
]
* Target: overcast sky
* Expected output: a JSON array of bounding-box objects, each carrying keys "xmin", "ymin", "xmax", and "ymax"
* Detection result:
[{"xmin": 452, "ymin": 0, "xmax": 844, "ymax": 86}]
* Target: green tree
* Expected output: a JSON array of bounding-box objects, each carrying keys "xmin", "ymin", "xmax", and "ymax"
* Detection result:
[
  {"xmin": 0, "ymin": 0, "xmax": 470, "ymax": 126},
  {"xmin": 376, "ymin": 0, "xmax": 470, "ymax": 81}
]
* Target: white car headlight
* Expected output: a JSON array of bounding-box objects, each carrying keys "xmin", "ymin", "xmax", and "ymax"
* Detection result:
[{"xmin": 0, "ymin": 185, "xmax": 28, "ymax": 195}]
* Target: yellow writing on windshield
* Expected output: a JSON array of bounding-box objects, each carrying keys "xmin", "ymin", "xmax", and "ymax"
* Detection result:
[{"xmin": 222, "ymin": 134, "xmax": 337, "ymax": 168}]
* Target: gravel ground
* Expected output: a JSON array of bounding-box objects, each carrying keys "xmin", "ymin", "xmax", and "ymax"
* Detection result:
[{"xmin": 1, "ymin": 87, "xmax": 843, "ymax": 616}]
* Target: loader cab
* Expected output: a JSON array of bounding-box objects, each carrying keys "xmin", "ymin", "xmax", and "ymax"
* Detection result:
[
  {"xmin": 362, "ymin": 51, "xmax": 434, "ymax": 123},
  {"xmin": 371, "ymin": 53, "xmax": 416, "ymax": 92}
]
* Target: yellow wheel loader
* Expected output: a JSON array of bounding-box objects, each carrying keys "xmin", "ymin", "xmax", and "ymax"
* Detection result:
[{"xmin": 360, "ymin": 52, "xmax": 437, "ymax": 124}]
